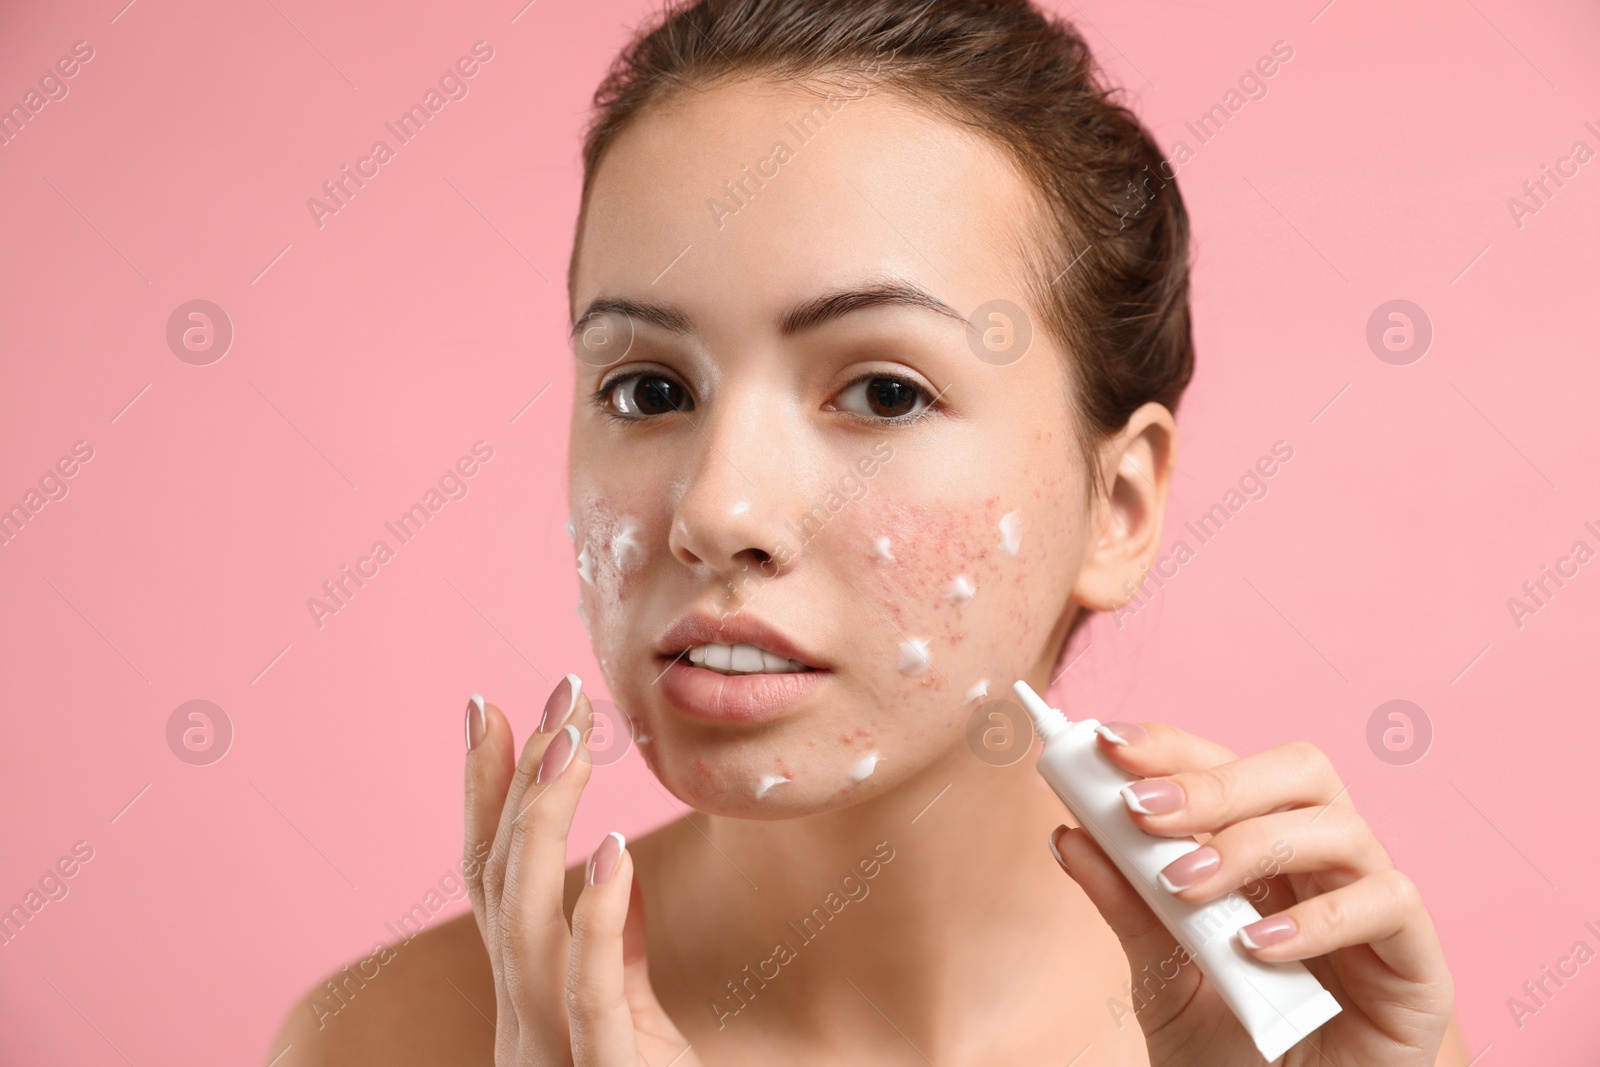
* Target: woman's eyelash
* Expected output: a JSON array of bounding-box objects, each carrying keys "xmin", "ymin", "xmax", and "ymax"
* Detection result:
[
  {"xmin": 592, "ymin": 371, "xmax": 941, "ymax": 424},
  {"xmin": 834, "ymin": 372, "xmax": 941, "ymax": 424},
  {"xmin": 590, "ymin": 373, "xmax": 630, "ymax": 409}
]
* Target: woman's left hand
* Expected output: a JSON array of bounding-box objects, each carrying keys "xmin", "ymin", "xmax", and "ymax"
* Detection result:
[{"xmin": 1050, "ymin": 721, "xmax": 1462, "ymax": 1066}]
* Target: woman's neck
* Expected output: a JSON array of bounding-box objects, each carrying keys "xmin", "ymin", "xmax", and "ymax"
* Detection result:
[{"xmin": 639, "ymin": 739, "xmax": 1136, "ymax": 1062}]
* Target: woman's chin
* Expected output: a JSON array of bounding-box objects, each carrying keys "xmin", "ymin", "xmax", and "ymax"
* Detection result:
[{"xmin": 642, "ymin": 752, "xmax": 888, "ymax": 817}]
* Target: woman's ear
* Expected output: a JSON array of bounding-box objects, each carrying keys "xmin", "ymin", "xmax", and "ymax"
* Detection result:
[{"xmin": 1072, "ymin": 402, "xmax": 1177, "ymax": 612}]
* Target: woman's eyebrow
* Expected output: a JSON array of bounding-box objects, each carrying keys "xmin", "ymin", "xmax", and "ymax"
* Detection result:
[
  {"xmin": 570, "ymin": 296, "xmax": 691, "ymax": 339},
  {"xmin": 570, "ymin": 279, "xmax": 968, "ymax": 340},
  {"xmin": 777, "ymin": 280, "xmax": 968, "ymax": 335}
]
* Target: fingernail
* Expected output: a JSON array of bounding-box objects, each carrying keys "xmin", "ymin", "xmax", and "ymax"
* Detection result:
[
  {"xmin": 465, "ymin": 694, "xmax": 486, "ymax": 751},
  {"xmin": 587, "ymin": 831, "xmax": 626, "ymax": 885},
  {"xmin": 535, "ymin": 724, "xmax": 581, "ymax": 784},
  {"xmin": 1156, "ymin": 845, "xmax": 1220, "ymax": 892},
  {"xmin": 1239, "ymin": 914, "xmax": 1297, "ymax": 950},
  {"xmin": 1096, "ymin": 721, "xmax": 1148, "ymax": 746},
  {"xmin": 1122, "ymin": 778, "xmax": 1184, "ymax": 815},
  {"xmin": 540, "ymin": 673, "xmax": 583, "ymax": 732},
  {"xmin": 1046, "ymin": 827, "xmax": 1069, "ymax": 873}
]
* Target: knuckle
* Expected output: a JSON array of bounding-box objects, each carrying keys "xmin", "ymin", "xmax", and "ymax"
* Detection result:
[
  {"xmin": 564, "ymin": 970, "xmax": 611, "ymax": 1020},
  {"xmin": 496, "ymin": 896, "xmax": 529, "ymax": 944},
  {"xmin": 1286, "ymin": 740, "xmax": 1335, "ymax": 786},
  {"xmin": 483, "ymin": 844, "xmax": 509, "ymax": 896},
  {"xmin": 1320, "ymin": 802, "xmax": 1368, "ymax": 842},
  {"xmin": 1192, "ymin": 768, "xmax": 1233, "ymax": 815},
  {"xmin": 505, "ymin": 801, "xmax": 549, "ymax": 860},
  {"xmin": 568, "ymin": 905, "xmax": 602, "ymax": 951},
  {"xmin": 1376, "ymin": 867, "xmax": 1422, "ymax": 913},
  {"xmin": 507, "ymin": 806, "xmax": 534, "ymax": 848},
  {"xmin": 1309, "ymin": 891, "xmax": 1352, "ymax": 938}
]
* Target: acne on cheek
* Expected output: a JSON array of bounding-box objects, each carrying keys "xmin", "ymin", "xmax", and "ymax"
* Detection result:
[
  {"xmin": 857, "ymin": 497, "xmax": 1014, "ymax": 638},
  {"xmin": 847, "ymin": 492, "xmax": 1065, "ymax": 713},
  {"xmin": 571, "ymin": 494, "xmax": 666, "ymax": 671}
]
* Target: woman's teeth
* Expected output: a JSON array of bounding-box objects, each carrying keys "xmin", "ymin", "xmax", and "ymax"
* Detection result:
[{"xmin": 688, "ymin": 642, "xmax": 810, "ymax": 674}]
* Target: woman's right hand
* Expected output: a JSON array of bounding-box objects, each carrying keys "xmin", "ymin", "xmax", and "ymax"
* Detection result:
[{"xmin": 463, "ymin": 676, "xmax": 701, "ymax": 1067}]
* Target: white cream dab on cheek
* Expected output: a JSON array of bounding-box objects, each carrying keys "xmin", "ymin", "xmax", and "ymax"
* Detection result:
[
  {"xmin": 730, "ymin": 501, "xmax": 750, "ymax": 516},
  {"xmin": 755, "ymin": 773, "xmax": 789, "ymax": 799},
  {"xmin": 965, "ymin": 678, "xmax": 989, "ymax": 703},
  {"xmin": 999, "ymin": 511, "xmax": 1023, "ymax": 556},
  {"xmin": 577, "ymin": 543, "xmax": 595, "ymax": 585},
  {"xmin": 871, "ymin": 536, "xmax": 896, "ymax": 563},
  {"xmin": 849, "ymin": 752, "xmax": 881, "ymax": 782},
  {"xmin": 947, "ymin": 574, "xmax": 976, "ymax": 606},
  {"xmin": 610, "ymin": 517, "xmax": 643, "ymax": 572},
  {"xmin": 898, "ymin": 639, "xmax": 932, "ymax": 676}
]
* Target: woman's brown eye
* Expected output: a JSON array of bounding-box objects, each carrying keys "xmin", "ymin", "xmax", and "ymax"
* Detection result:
[
  {"xmin": 866, "ymin": 378, "xmax": 918, "ymax": 417},
  {"xmin": 834, "ymin": 375, "xmax": 932, "ymax": 421},
  {"xmin": 607, "ymin": 375, "xmax": 692, "ymax": 417}
]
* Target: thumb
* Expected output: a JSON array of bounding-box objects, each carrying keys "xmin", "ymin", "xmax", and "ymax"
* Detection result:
[
  {"xmin": 621, "ymin": 875, "xmax": 695, "ymax": 1064},
  {"xmin": 1051, "ymin": 825, "xmax": 1202, "ymax": 1035}
]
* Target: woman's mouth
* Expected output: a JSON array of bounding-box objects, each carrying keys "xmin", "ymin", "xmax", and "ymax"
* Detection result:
[
  {"xmin": 656, "ymin": 612, "xmax": 830, "ymax": 722},
  {"xmin": 686, "ymin": 642, "xmax": 813, "ymax": 675}
]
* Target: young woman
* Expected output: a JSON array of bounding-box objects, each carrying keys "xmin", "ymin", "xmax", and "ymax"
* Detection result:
[{"xmin": 277, "ymin": 1, "xmax": 1465, "ymax": 1062}]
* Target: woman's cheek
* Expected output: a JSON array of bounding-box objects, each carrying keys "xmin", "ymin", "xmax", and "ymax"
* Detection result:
[
  {"xmin": 570, "ymin": 490, "xmax": 665, "ymax": 677},
  {"xmin": 845, "ymin": 495, "xmax": 1052, "ymax": 695}
]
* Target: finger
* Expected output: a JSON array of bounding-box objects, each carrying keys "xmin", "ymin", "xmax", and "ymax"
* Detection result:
[
  {"xmin": 1093, "ymin": 719, "xmax": 1237, "ymax": 776},
  {"xmin": 496, "ymin": 674, "xmax": 586, "ymax": 847},
  {"xmin": 485, "ymin": 674, "xmax": 585, "ymax": 910},
  {"xmin": 499, "ymin": 686, "xmax": 596, "ymax": 982},
  {"xmin": 464, "ymin": 695, "xmax": 516, "ymax": 935},
  {"xmin": 1151, "ymin": 805, "xmax": 1391, "ymax": 904},
  {"xmin": 1051, "ymin": 826, "xmax": 1201, "ymax": 1035},
  {"xmin": 1119, "ymin": 740, "xmax": 1349, "ymax": 837},
  {"xmin": 567, "ymin": 833, "xmax": 639, "ymax": 1067},
  {"xmin": 1236, "ymin": 868, "xmax": 1449, "ymax": 986}
]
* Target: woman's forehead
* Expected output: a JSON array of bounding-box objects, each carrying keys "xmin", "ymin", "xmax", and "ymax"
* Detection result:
[{"xmin": 571, "ymin": 78, "xmax": 1046, "ymax": 333}]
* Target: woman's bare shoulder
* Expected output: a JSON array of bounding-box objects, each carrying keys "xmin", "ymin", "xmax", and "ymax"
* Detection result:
[
  {"xmin": 266, "ymin": 821, "xmax": 686, "ymax": 1066},
  {"xmin": 267, "ymin": 910, "xmax": 496, "ymax": 1067}
]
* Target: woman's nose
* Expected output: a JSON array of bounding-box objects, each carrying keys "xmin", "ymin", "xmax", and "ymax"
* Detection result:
[{"xmin": 667, "ymin": 405, "xmax": 805, "ymax": 581}]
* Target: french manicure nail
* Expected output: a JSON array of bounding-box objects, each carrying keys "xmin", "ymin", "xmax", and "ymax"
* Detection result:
[
  {"xmin": 1121, "ymin": 778, "xmax": 1184, "ymax": 815},
  {"xmin": 1046, "ymin": 827, "xmax": 1069, "ymax": 873},
  {"xmin": 1097, "ymin": 721, "xmax": 1149, "ymax": 746},
  {"xmin": 1156, "ymin": 845, "xmax": 1220, "ymax": 892},
  {"xmin": 465, "ymin": 694, "xmax": 486, "ymax": 752},
  {"xmin": 1239, "ymin": 914, "xmax": 1297, "ymax": 950},
  {"xmin": 535, "ymin": 724, "xmax": 580, "ymax": 784},
  {"xmin": 587, "ymin": 831, "xmax": 626, "ymax": 885},
  {"xmin": 540, "ymin": 673, "xmax": 584, "ymax": 732}
]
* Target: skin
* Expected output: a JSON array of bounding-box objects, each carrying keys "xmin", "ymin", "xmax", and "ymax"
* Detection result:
[{"xmin": 273, "ymin": 77, "xmax": 1468, "ymax": 1065}]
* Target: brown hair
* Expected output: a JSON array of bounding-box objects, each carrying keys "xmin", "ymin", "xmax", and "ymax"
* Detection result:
[{"xmin": 572, "ymin": 0, "xmax": 1194, "ymax": 482}]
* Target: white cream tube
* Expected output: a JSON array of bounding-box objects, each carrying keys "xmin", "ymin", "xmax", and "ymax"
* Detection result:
[{"xmin": 1013, "ymin": 681, "xmax": 1341, "ymax": 1063}]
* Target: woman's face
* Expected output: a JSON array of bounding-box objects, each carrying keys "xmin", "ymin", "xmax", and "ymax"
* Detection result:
[{"xmin": 567, "ymin": 76, "xmax": 1103, "ymax": 814}]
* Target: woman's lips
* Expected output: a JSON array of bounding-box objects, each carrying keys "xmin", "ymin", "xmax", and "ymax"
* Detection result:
[{"xmin": 657, "ymin": 657, "xmax": 830, "ymax": 724}]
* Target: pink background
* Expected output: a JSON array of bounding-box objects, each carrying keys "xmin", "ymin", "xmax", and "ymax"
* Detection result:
[{"xmin": 2, "ymin": 0, "xmax": 1597, "ymax": 1062}]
